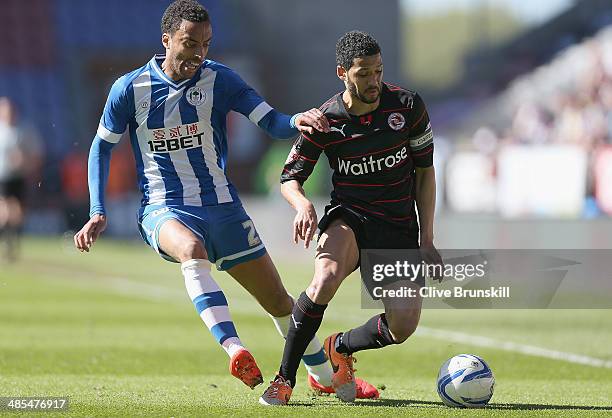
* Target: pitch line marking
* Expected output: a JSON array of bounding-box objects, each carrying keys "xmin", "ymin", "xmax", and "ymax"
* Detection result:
[
  {"xmin": 414, "ymin": 326, "xmax": 612, "ymax": 369},
  {"xmin": 63, "ymin": 275, "xmax": 612, "ymax": 370}
]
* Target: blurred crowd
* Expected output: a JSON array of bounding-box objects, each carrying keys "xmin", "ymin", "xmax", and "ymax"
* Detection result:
[
  {"xmin": 458, "ymin": 25, "xmax": 612, "ymax": 217},
  {"xmin": 498, "ymin": 25, "xmax": 612, "ymax": 149}
]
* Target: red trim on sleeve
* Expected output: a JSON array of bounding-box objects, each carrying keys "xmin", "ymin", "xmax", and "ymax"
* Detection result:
[
  {"xmin": 302, "ymin": 133, "xmax": 325, "ymax": 149},
  {"xmin": 295, "ymin": 153, "xmax": 318, "ymax": 163}
]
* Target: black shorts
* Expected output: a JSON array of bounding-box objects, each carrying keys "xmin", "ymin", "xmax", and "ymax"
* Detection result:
[
  {"xmin": 319, "ymin": 203, "xmax": 419, "ymax": 249},
  {"xmin": 320, "ymin": 201, "xmax": 421, "ymax": 258},
  {"xmin": 0, "ymin": 177, "xmax": 26, "ymax": 201}
]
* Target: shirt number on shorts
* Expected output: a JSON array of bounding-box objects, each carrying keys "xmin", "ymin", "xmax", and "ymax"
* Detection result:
[{"xmin": 242, "ymin": 220, "xmax": 261, "ymax": 247}]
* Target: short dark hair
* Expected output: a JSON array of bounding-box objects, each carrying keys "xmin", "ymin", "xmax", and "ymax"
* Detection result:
[
  {"xmin": 161, "ymin": 0, "xmax": 210, "ymax": 35},
  {"xmin": 336, "ymin": 31, "xmax": 381, "ymax": 70}
]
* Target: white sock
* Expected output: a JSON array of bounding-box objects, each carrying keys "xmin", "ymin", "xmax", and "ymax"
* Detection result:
[
  {"xmin": 182, "ymin": 259, "xmax": 245, "ymax": 358},
  {"xmin": 271, "ymin": 312, "xmax": 333, "ymax": 387}
]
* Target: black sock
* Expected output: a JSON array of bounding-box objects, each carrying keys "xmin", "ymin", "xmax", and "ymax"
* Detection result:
[
  {"xmin": 279, "ymin": 292, "xmax": 327, "ymax": 387},
  {"xmin": 336, "ymin": 313, "xmax": 396, "ymax": 354}
]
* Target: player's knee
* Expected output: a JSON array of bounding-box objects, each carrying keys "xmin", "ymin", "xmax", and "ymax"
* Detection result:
[
  {"xmin": 174, "ymin": 238, "xmax": 206, "ymax": 262},
  {"xmin": 307, "ymin": 269, "xmax": 344, "ymax": 304},
  {"xmin": 388, "ymin": 312, "xmax": 420, "ymax": 343}
]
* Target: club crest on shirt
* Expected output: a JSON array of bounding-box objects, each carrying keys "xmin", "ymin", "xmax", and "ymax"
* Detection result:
[
  {"xmin": 388, "ymin": 112, "xmax": 406, "ymax": 131},
  {"xmin": 186, "ymin": 86, "xmax": 207, "ymax": 106}
]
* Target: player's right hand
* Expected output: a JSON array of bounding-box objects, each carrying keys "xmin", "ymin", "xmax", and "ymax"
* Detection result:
[
  {"xmin": 74, "ymin": 214, "xmax": 107, "ymax": 253},
  {"xmin": 293, "ymin": 202, "xmax": 318, "ymax": 249},
  {"xmin": 294, "ymin": 108, "xmax": 330, "ymax": 135}
]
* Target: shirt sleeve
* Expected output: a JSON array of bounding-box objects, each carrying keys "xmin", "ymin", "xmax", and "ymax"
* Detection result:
[
  {"xmin": 408, "ymin": 93, "xmax": 434, "ymax": 168},
  {"xmin": 96, "ymin": 76, "xmax": 132, "ymax": 144},
  {"xmin": 223, "ymin": 66, "xmax": 298, "ymax": 139},
  {"xmin": 88, "ymin": 135, "xmax": 116, "ymax": 216},
  {"xmin": 280, "ymin": 132, "xmax": 325, "ymax": 184},
  {"xmin": 256, "ymin": 109, "xmax": 298, "ymax": 139},
  {"xmin": 224, "ymin": 67, "xmax": 270, "ymax": 120}
]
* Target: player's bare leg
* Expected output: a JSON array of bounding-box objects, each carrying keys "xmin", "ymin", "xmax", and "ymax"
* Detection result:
[
  {"xmin": 324, "ymin": 274, "xmax": 423, "ymax": 402},
  {"xmin": 158, "ymin": 220, "xmax": 263, "ymax": 389},
  {"xmin": 382, "ymin": 280, "xmax": 423, "ymax": 344},
  {"xmin": 226, "ymin": 252, "xmax": 293, "ymax": 317},
  {"xmin": 307, "ymin": 219, "xmax": 359, "ymax": 304},
  {"xmin": 157, "ymin": 219, "xmax": 208, "ymax": 262},
  {"xmin": 311, "ymin": 220, "xmax": 364, "ymax": 402},
  {"xmin": 228, "ymin": 252, "xmax": 369, "ymax": 396},
  {"xmin": 261, "ymin": 219, "xmax": 362, "ymax": 405}
]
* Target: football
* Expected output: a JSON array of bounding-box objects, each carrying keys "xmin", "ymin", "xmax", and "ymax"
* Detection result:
[{"xmin": 437, "ymin": 354, "xmax": 495, "ymax": 408}]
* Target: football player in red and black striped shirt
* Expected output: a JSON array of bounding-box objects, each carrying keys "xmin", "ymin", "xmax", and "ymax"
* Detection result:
[{"xmin": 260, "ymin": 31, "xmax": 443, "ymax": 406}]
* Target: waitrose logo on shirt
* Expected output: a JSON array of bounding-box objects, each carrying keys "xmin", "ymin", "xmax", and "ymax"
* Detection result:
[{"xmin": 337, "ymin": 146, "xmax": 408, "ymax": 176}]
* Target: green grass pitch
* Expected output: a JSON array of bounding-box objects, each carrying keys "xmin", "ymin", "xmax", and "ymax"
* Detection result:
[{"xmin": 0, "ymin": 237, "xmax": 611, "ymax": 417}]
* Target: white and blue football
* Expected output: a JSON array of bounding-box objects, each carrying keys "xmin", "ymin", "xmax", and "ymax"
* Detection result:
[{"xmin": 437, "ymin": 354, "xmax": 495, "ymax": 408}]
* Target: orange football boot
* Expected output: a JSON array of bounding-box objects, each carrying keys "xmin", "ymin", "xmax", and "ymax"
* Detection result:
[
  {"xmin": 308, "ymin": 374, "xmax": 380, "ymax": 399},
  {"xmin": 259, "ymin": 375, "xmax": 293, "ymax": 406},
  {"xmin": 324, "ymin": 333, "xmax": 357, "ymax": 402},
  {"xmin": 229, "ymin": 349, "xmax": 263, "ymax": 389}
]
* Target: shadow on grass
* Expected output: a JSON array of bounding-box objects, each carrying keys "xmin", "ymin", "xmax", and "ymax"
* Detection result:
[{"xmin": 355, "ymin": 399, "xmax": 612, "ymax": 411}]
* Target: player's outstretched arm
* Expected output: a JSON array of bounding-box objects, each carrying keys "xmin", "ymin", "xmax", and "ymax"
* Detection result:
[
  {"xmin": 281, "ymin": 180, "xmax": 317, "ymax": 248},
  {"xmin": 224, "ymin": 66, "xmax": 329, "ymax": 138},
  {"xmin": 74, "ymin": 135, "xmax": 115, "ymax": 253},
  {"xmin": 256, "ymin": 108, "xmax": 330, "ymax": 139}
]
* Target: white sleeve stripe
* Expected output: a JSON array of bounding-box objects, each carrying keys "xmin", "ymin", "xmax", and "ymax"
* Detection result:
[
  {"xmin": 248, "ymin": 101, "xmax": 273, "ymax": 124},
  {"xmin": 97, "ymin": 123, "xmax": 124, "ymax": 143}
]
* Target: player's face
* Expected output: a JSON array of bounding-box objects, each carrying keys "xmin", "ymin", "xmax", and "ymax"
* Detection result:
[
  {"xmin": 162, "ymin": 20, "xmax": 212, "ymax": 81},
  {"xmin": 342, "ymin": 54, "xmax": 383, "ymax": 104}
]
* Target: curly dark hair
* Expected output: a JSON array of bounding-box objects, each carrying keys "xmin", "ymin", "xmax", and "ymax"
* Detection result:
[
  {"xmin": 336, "ymin": 31, "xmax": 381, "ymax": 70},
  {"xmin": 161, "ymin": 0, "xmax": 210, "ymax": 35}
]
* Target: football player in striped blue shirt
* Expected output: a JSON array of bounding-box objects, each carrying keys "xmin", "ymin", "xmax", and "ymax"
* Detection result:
[{"xmin": 73, "ymin": 0, "xmax": 377, "ymax": 397}]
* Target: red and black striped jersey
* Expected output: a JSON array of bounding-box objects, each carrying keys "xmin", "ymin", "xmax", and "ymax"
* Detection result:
[{"xmin": 281, "ymin": 82, "xmax": 434, "ymax": 228}]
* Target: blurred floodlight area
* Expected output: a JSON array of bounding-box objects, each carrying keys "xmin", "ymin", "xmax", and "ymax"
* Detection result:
[{"xmin": 1, "ymin": 0, "xmax": 612, "ymax": 255}]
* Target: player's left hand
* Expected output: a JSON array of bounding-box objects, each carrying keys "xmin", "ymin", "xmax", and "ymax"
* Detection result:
[
  {"xmin": 420, "ymin": 243, "xmax": 444, "ymax": 282},
  {"xmin": 74, "ymin": 214, "xmax": 107, "ymax": 253},
  {"xmin": 294, "ymin": 108, "xmax": 330, "ymax": 134}
]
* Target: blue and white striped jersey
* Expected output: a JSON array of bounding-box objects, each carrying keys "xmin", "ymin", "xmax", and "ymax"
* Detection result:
[{"xmin": 96, "ymin": 55, "xmax": 283, "ymax": 207}]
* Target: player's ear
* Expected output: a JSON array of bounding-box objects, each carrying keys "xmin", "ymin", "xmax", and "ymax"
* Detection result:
[
  {"xmin": 162, "ymin": 33, "xmax": 171, "ymax": 50},
  {"xmin": 337, "ymin": 65, "xmax": 347, "ymax": 82}
]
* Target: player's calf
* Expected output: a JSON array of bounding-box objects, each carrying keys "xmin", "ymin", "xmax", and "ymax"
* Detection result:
[{"xmin": 386, "ymin": 308, "xmax": 421, "ymax": 344}]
